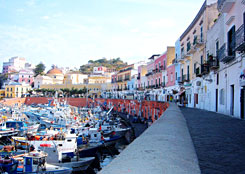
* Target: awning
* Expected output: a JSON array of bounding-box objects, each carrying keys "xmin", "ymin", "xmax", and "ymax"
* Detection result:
[{"xmin": 177, "ymin": 90, "xmax": 185, "ymax": 96}]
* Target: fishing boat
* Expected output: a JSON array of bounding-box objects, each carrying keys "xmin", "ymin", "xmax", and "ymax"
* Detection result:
[
  {"xmin": 15, "ymin": 151, "xmax": 72, "ymax": 174},
  {"xmin": 0, "ymin": 154, "xmax": 18, "ymax": 174},
  {"xmin": 12, "ymin": 133, "xmax": 95, "ymax": 172}
]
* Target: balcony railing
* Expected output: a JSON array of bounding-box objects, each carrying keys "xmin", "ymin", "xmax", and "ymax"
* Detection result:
[
  {"xmin": 161, "ymin": 82, "xmax": 165, "ymax": 87},
  {"xmin": 219, "ymin": 43, "xmax": 235, "ymax": 63},
  {"xmin": 124, "ymin": 77, "xmax": 130, "ymax": 81},
  {"xmin": 172, "ymin": 59, "xmax": 178, "ymax": 64},
  {"xmin": 208, "ymin": 56, "xmax": 219, "ymax": 70},
  {"xmin": 118, "ymin": 67, "xmax": 133, "ymax": 73},
  {"xmin": 145, "ymin": 72, "xmax": 153, "ymax": 76},
  {"xmin": 117, "ymin": 79, "xmax": 123, "ymax": 82},
  {"xmin": 201, "ymin": 64, "xmax": 210, "ymax": 75},
  {"xmin": 193, "ymin": 35, "xmax": 204, "ymax": 48},
  {"xmin": 235, "ymin": 24, "xmax": 245, "ymax": 52},
  {"xmin": 218, "ymin": 0, "xmax": 235, "ymax": 13}
]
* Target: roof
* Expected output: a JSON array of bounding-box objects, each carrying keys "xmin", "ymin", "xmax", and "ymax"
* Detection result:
[{"xmin": 47, "ymin": 68, "xmax": 63, "ymax": 75}]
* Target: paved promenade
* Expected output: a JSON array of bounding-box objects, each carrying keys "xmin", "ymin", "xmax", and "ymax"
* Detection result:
[{"xmin": 181, "ymin": 107, "xmax": 245, "ymax": 174}]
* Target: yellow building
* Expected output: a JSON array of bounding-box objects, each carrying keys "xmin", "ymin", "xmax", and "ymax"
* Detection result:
[
  {"xmin": 0, "ymin": 89, "xmax": 5, "ymax": 99},
  {"xmin": 166, "ymin": 47, "xmax": 176, "ymax": 67},
  {"xmin": 5, "ymin": 82, "xmax": 31, "ymax": 98},
  {"xmin": 64, "ymin": 71, "xmax": 88, "ymax": 85},
  {"xmin": 116, "ymin": 64, "xmax": 135, "ymax": 90},
  {"xmin": 179, "ymin": 1, "xmax": 218, "ymax": 82},
  {"xmin": 86, "ymin": 75, "xmax": 111, "ymax": 84}
]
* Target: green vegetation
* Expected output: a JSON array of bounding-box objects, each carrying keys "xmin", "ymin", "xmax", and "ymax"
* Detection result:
[
  {"xmin": 79, "ymin": 57, "xmax": 128, "ymax": 74},
  {"xmin": 34, "ymin": 62, "xmax": 46, "ymax": 77},
  {"xmin": 32, "ymin": 87, "xmax": 88, "ymax": 97},
  {"xmin": 0, "ymin": 73, "xmax": 8, "ymax": 89}
]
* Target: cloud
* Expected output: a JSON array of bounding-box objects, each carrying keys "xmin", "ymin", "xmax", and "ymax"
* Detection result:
[
  {"xmin": 147, "ymin": 18, "xmax": 176, "ymax": 29},
  {"xmin": 41, "ymin": 16, "xmax": 50, "ymax": 20},
  {"xmin": 26, "ymin": 0, "xmax": 36, "ymax": 7}
]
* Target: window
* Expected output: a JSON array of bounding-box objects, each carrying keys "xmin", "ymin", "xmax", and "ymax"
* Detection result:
[
  {"xmin": 187, "ymin": 66, "xmax": 190, "ymax": 80},
  {"xmin": 159, "ymin": 78, "xmax": 161, "ymax": 85},
  {"xmin": 227, "ymin": 25, "xmax": 236, "ymax": 56},
  {"xmin": 187, "ymin": 42, "xmax": 191, "ymax": 52},
  {"xmin": 217, "ymin": 73, "xmax": 219, "ymax": 85},
  {"xmin": 164, "ymin": 60, "xmax": 166, "ymax": 70},
  {"xmin": 200, "ymin": 26, "xmax": 203, "ymax": 42},
  {"xmin": 193, "ymin": 35, "xmax": 197, "ymax": 45},
  {"xmin": 171, "ymin": 73, "xmax": 173, "ymax": 81},
  {"xmin": 175, "ymin": 72, "xmax": 177, "ymax": 80},
  {"xmin": 194, "ymin": 63, "xmax": 196, "ymax": 73},
  {"xmin": 159, "ymin": 62, "xmax": 161, "ymax": 70},
  {"xmin": 216, "ymin": 40, "xmax": 219, "ymax": 57},
  {"xmin": 220, "ymin": 88, "xmax": 225, "ymax": 105},
  {"xmin": 201, "ymin": 56, "xmax": 203, "ymax": 65}
]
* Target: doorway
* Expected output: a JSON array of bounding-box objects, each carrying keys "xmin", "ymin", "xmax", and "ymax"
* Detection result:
[
  {"xmin": 241, "ymin": 88, "xmax": 245, "ymax": 119},
  {"xmin": 216, "ymin": 89, "xmax": 218, "ymax": 112},
  {"xmin": 230, "ymin": 85, "xmax": 234, "ymax": 115}
]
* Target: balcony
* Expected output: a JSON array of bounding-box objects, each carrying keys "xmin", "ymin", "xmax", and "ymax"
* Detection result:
[
  {"xmin": 201, "ymin": 64, "xmax": 210, "ymax": 75},
  {"xmin": 208, "ymin": 56, "xmax": 219, "ymax": 70},
  {"xmin": 172, "ymin": 59, "xmax": 178, "ymax": 64},
  {"xmin": 193, "ymin": 36, "xmax": 204, "ymax": 48},
  {"xmin": 124, "ymin": 77, "xmax": 130, "ymax": 81},
  {"xmin": 235, "ymin": 24, "xmax": 245, "ymax": 52},
  {"xmin": 117, "ymin": 79, "xmax": 123, "ymax": 82},
  {"xmin": 178, "ymin": 75, "xmax": 186, "ymax": 84},
  {"xmin": 219, "ymin": 43, "xmax": 235, "ymax": 63},
  {"xmin": 187, "ymin": 45, "xmax": 196, "ymax": 54},
  {"xmin": 119, "ymin": 67, "xmax": 133, "ymax": 73},
  {"xmin": 218, "ymin": 0, "xmax": 235, "ymax": 13},
  {"xmin": 145, "ymin": 72, "xmax": 153, "ymax": 77}
]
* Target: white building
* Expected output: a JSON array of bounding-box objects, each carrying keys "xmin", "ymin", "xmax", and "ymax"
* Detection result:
[{"xmin": 2, "ymin": 57, "xmax": 26, "ymax": 73}]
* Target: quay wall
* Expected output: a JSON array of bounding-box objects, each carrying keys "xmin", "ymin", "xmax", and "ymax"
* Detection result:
[
  {"xmin": 24, "ymin": 97, "xmax": 169, "ymax": 122},
  {"xmin": 99, "ymin": 103, "xmax": 200, "ymax": 174}
]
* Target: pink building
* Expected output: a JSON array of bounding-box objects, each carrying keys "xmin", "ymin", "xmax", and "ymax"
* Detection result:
[
  {"xmin": 153, "ymin": 54, "xmax": 166, "ymax": 87},
  {"xmin": 166, "ymin": 64, "xmax": 175, "ymax": 87},
  {"xmin": 9, "ymin": 69, "xmax": 34, "ymax": 85}
]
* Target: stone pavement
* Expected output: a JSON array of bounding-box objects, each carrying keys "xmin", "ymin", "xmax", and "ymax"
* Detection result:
[{"xmin": 181, "ymin": 107, "xmax": 245, "ymax": 174}]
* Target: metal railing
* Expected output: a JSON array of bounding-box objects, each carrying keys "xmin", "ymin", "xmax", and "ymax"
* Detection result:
[
  {"xmin": 235, "ymin": 24, "xmax": 245, "ymax": 52},
  {"xmin": 219, "ymin": 43, "xmax": 235, "ymax": 63}
]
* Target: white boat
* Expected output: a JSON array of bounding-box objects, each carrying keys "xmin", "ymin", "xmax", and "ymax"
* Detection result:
[
  {"xmin": 13, "ymin": 133, "xmax": 95, "ymax": 172},
  {"xmin": 16, "ymin": 151, "xmax": 72, "ymax": 174}
]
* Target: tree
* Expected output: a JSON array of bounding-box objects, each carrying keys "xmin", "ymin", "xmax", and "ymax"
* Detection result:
[
  {"xmin": 0, "ymin": 73, "xmax": 8, "ymax": 89},
  {"xmin": 34, "ymin": 62, "xmax": 46, "ymax": 77}
]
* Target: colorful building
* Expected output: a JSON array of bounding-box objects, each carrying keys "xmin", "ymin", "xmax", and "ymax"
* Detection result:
[
  {"xmin": 4, "ymin": 82, "xmax": 31, "ymax": 98},
  {"xmin": 2, "ymin": 57, "xmax": 26, "ymax": 74},
  {"xmin": 8, "ymin": 69, "xmax": 34, "ymax": 86}
]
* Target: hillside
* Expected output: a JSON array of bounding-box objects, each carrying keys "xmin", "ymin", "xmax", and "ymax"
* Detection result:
[{"xmin": 79, "ymin": 58, "xmax": 128, "ymax": 74}]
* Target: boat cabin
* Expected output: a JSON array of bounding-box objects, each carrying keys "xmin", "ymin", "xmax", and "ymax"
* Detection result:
[
  {"xmin": 0, "ymin": 121, "xmax": 24, "ymax": 131},
  {"xmin": 23, "ymin": 151, "xmax": 47, "ymax": 173}
]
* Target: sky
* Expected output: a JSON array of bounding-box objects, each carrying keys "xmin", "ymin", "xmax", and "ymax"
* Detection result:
[{"xmin": 0, "ymin": 0, "xmax": 205, "ymax": 70}]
